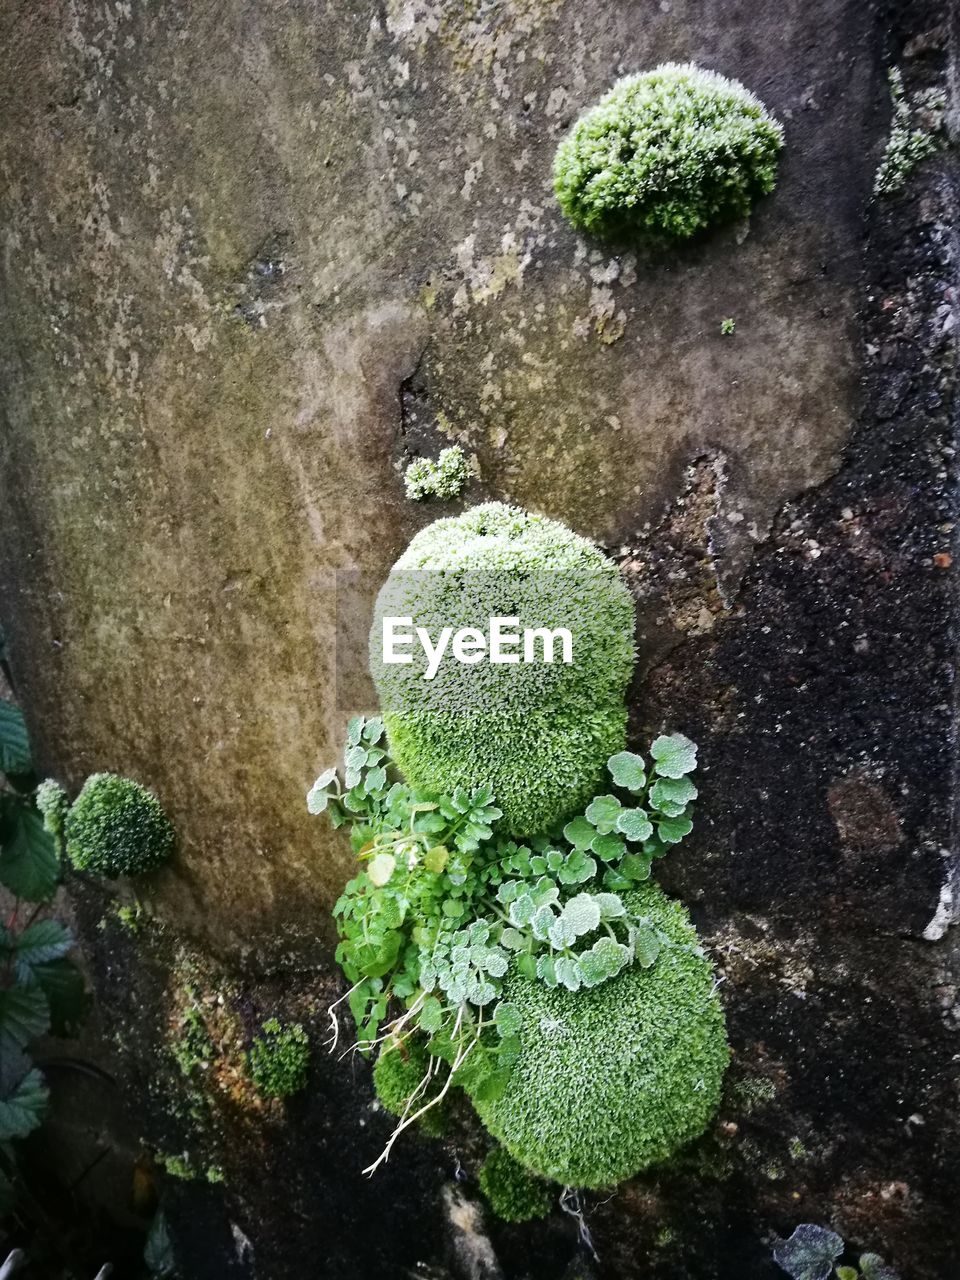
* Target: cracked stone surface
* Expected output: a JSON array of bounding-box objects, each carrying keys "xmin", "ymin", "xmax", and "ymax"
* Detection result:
[{"xmin": 0, "ymin": 0, "xmax": 958, "ymax": 1277}]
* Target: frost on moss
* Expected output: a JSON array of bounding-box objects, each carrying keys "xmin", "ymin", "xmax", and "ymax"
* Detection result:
[
  {"xmin": 369, "ymin": 502, "xmax": 636, "ymax": 835},
  {"xmin": 65, "ymin": 773, "xmax": 175, "ymax": 878},
  {"xmin": 247, "ymin": 1018, "xmax": 310, "ymax": 1098},
  {"xmin": 404, "ymin": 446, "xmax": 471, "ymax": 502},
  {"xmin": 36, "ymin": 778, "xmax": 68, "ymax": 850},
  {"xmin": 553, "ymin": 63, "xmax": 784, "ymax": 242},
  {"xmin": 468, "ymin": 881, "xmax": 728, "ymax": 1188},
  {"xmin": 479, "ymin": 1147, "xmax": 553, "ymax": 1223}
]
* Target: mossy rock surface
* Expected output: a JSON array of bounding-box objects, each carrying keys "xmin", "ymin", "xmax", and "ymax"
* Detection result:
[{"xmin": 469, "ymin": 881, "xmax": 728, "ymax": 1188}]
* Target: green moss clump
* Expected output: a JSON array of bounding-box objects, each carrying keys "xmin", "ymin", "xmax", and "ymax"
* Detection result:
[
  {"xmin": 373, "ymin": 1039, "xmax": 448, "ymax": 1136},
  {"xmin": 468, "ymin": 882, "xmax": 728, "ymax": 1188},
  {"xmin": 36, "ymin": 778, "xmax": 68, "ymax": 850},
  {"xmin": 247, "ymin": 1018, "xmax": 310, "ymax": 1098},
  {"xmin": 479, "ymin": 1147, "xmax": 552, "ymax": 1223},
  {"xmin": 553, "ymin": 63, "xmax": 784, "ymax": 242},
  {"xmin": 65, "ymin": 773, "xmax": 175, "ymax": 877},
  {"xmin": 370, "ymin": 503, "xmax": 635, "ymax": 836},
  {"xmin": 404, "ymin": 446, "xmax": 471, "ymax": 502}
]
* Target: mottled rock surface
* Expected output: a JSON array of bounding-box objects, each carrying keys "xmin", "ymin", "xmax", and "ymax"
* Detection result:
[{"xmin": 0, "ymin": 0, "xmax": 958, "ymax": 1277}]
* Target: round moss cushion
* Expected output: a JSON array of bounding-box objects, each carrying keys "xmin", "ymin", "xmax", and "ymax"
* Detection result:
[
  {"xmin": 469, "ymin": 882, "xmax": 728, "ymax": 1188},
  {"xmin": 65, "ymin": 772, "xmax": 175, "ymax": 878},
  {"xmin": 369, "ymin": 502, "xmax": 635, "ymax": 836}
]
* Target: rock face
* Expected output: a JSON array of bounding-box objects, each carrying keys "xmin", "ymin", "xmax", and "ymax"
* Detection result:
[{"xmin": 0, "ymin": 0, "xmax": 958, "ymax": 1277}]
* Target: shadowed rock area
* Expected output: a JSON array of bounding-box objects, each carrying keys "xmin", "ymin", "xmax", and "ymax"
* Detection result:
[{"xmin": 0, "ymin": 0, "xmax": 958, "ymax": 1276}]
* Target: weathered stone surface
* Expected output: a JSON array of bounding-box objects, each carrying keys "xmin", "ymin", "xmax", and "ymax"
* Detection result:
[
  {"xmin": 0, "ymin": 0, "xmax": 871, "ymax": 950},
  {"xmin": 1, "ymin": 0, "xmax": 958, "ymax": 1278}
]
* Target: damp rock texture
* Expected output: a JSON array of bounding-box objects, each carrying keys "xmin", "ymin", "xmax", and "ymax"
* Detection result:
[{"xmin": 0, "ymin": 0, "xmax": 958, "ymax": 1277}]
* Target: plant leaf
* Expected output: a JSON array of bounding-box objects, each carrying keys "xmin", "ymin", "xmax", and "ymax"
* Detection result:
[
  {"xmin": 0, "ymin": 983, "xmax": 50, "ymax": 1051},
  {"xmin": 0, "ymin": 701, "xmax": 31, "ymax": 776},
  {"xmin": 0, "ymin": 799, "xmax": 59, "ymax": 903},
  {"xmin": 773, "ymin": 1225, "xmax": 845, "ymax": 1280},
  {"xmin": 0, "ymin": 1065, "xmax": 48, "ymax": 1141},
  {"xmin": 607, "ymin": 751, "xmax": 646, "ymax": 791},
  {"xmin": 6, "ymin": 919, "xmax": 72, "ymax": 977},
  {"xmin": 650, "ymin": 733, "xmax": 698, "ymax": 779}
]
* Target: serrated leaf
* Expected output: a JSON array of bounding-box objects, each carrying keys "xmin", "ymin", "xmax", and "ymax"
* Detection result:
[
  {"xmin": 650, "ymin": 733, "xmax": 698, "ymax": 779},
  {"xmin": 509, "ymin": 893, "xmax": 536, "ymax": 928},
  {"xmin": 561, "ymin": 893, "xmax": 601, "ymax": 938},
  {"xmin": 633, "ymin": 924, "xmax": 661, "ymax": 968},
  {"xmin": 584, "ymin": 794, "xmax": 621, "ymax": 830},
  {"xmin": 6, "ymin": 919, "xmax": 72, "ymax": 977},
  {"xmin": 0, "ymin": 1066, "xmax": 49, "ymax": 1140},
  {"xmin": 0, "ymin": 983, "xmax": 50, "ymax": 1050},
  {"xmin": 657, "ymin": 814, "xmax": 694, "ymax": 844},
  {"xmin": 0, "ymin": 800, "xmax": 59, "ymax": 903},
  {"xmin": 620, "ymin": 852, "xmax": 652, "ymax": 881},
  {"xmin": 591, "ymin": 832, "xmax": 626, "ymax": 862},
  {"xmin": 607, "ymin": 751, "xmax": 646, "ymax": 791},
  {"xmin": 773, "ymin": 1225, "xmax": 844, "ymax": 1280},
  {"xmin": 563, "ymin": 816, "xmax": 596, "ymax": 849},
  {"xmin": 649, "ymin": 776, "xmax": 698, "ymax": 809},
  {"xmin": 365, "ymin": 766, "xmax": 387, "ymax": 794},
  {"xmin": 494, "ymin": 1002, "xmax": 522, "ymax": 1037},
  {"xmin": 536, "ymin": 954, "xmax": 557, "ymax": 986},
  {"xmin": 362, "ymin": 717, "xmax": 384, "ymax": 744},
  {"xmin": 530, "ymin": 904, "xmax": 556, "ymax": 942},
  {"xmin": 499, "ymin": 926, "xmax": 526, "ymax": 951},
  {"xmin": 306, "ymin": 783, "xmax": 330, "ymax": 815},
  {"xmin": 554, "ymin": 956, "xmax": 581, "ymax": 992},
  {"xmin": 0, "ymin": 701, "xmax": 31, "ymax": 776},
  {"xmin": 558, "ymin": 850, "xmax": 596, "ymax": 884},
  {"xmin": 418, "ymin": 996, "xmax": 443, "ymax": 1033},
  {"xmin": 345, "ymin": 716, "xmax": 364, "ymax": 747},
  {"xmin": 595, "ymin": 892, "xmax": 627, "ymax": 920},
  {"xmin": 616, "ymin": 808, "xmax": 654, "ymax": 842}
]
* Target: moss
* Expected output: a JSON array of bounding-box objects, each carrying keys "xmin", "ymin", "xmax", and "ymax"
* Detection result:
[
  {"xmin": 370, "ymin": 502, "xmax": 635, "ymax": 835},
  {"xmin": 554, "ymin": 63, "xmax": 784, "ymax": 242},
  {"xmin": 404, "ymin": 446, "xmax": 471, "ymax": 501},
  {"xmin": 172, "ymin": 1001, "xmax": 214, "ymax": 1078},
  {"xmin": 478, "ymin": 1147, "xmax": 552, "ymax": 1223},
  {"xmin": 468, "ymin": 882, "xmax": 728, "ymax": 1188},
  {"xmin": 373, "ymin": 1038, "xmax": 448, "ymax": 1137},
  {"xmin": 65, "ymin": 773, "xmax": 175, "ymax": 878},
  {"xmin": 35, "ymin": 778, "xmax": 68, "ymax": 851},
  {"xmin": 247, "ymin": 1018, "xmax": 310, "ymax": 1098}
]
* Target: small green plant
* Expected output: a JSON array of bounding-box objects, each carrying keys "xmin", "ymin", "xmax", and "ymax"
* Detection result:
[
  {"xmin": 247, "ymin": 1018, "xmax": 310, "ymax": 1097},
  {"xmin": 309, "ymin": 713, "xmax": 722, "ymax": 1181},
  {"xmin": 404, "ymin": 446, "xmax": 471, "ymax": 501},
  {"xmin": 554, "ymin": 62, "xmax": 784, "ymax": 241},
  {"xmin": 720, "ymin": 317, "xmax": 736, "ymax": 336},
  {"xmin": 65, "ymin": 772, "xmax": 175, "ymax": 877},
  {"xmin": 172, "ymin": 999, "xmax": 214, "ymax": 1077},
  {"xmin": 478, "ymin": 1147, "xmax": 553, "ymax": 1223},
  {"xmin": 0, "ymin": 701, "xmax": 88, "ymax": 1215},
  {"xmin": 874, "ymin": 67, "xmax": 946, "ymax": 197},
  {"xmin": 774, "ymin": 1225, "xmax": 900, "ymax": 1280}
]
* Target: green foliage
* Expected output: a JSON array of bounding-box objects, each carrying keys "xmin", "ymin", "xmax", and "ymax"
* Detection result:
[
  {"xmin": 469, "ymin": 882, "xmax": 727, "ymax": 1188},
  {"xmin": 0, "ymin": 701, "xmax": 87, "ymax": 1198},
  {"xmin": 172, "ymin": 1001, "xmax": 214, "ymax": 1077},
  {"xmin": 404, "ymin": 446, "xmax": 471, "ymax": 502},
  {"xmin": 65, "ymin": 772, "xmax": 175, "ymax": 878},
  {"xmin": 553, "ymin": 63, "xmax": 784, "ymax": 241},
  {"xmin": 720, "ymin": 317, "xmax": 736, "ymax": 337},
  {"xmin": 874, "ymin": 68, "xmax": 946, "ymax": 197},
  {"xmin": 478, "ymin": 1147, "xmax": 552, "ymax": 1223},
  {"xmin": 247, "ymin": 1018, "xmax": 310, "ymax": 1098},
  {"xmin": 312, "ymin": 725, "xmax": 716, "ymax": 1180},
  {"xmin": 312, "ymin": 721, "xmax": 698, "ymax": 1045},
  {"xmin": 369, "ymin": 502, "xmax": 636, "ymax": 835},
  {"xmin": 774, "ymin": 1226, "xmax": 900, "ymax": 1280}
]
